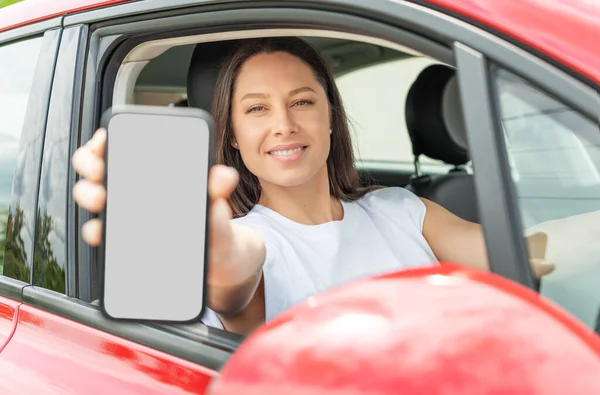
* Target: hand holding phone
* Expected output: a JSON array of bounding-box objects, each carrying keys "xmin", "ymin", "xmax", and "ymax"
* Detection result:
[{"xmin": 72, "ymin": 105, "xmax": 239, "ymax": 323}]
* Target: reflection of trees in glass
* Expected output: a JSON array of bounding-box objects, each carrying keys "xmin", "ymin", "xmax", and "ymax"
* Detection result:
[
  {"xmin": 33, "ymin": 208, "xmax": 65, "ymax": 293},
  {"xmin": 3, "ymin": 206, "xmax": 29, "ymax": 282},
  {"xmin": 0, "ymin": 206, "xmax": 8, "ymax": 273},
  {"xmin": 1, "ymin": 205, "xmax": 65, "ymax": 292}
]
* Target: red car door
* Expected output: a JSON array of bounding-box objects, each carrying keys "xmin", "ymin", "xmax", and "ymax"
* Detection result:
[
  {"xmin": 0, "ymin": 303, "xmax": 216, "ymax": 395},
  {"xmin": 0, "ymin": 296, "xmax": 19, "ymax": 353}
]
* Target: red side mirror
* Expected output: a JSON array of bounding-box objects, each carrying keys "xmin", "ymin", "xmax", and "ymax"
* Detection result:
[{"xmin": 210, "ymin": 264, "xmax": 600, "ymax": 395}]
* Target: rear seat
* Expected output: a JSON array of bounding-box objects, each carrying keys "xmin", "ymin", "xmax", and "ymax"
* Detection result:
[{"xmin": 404, "ymin": 64, "xmax": 479, "ymax": 223}]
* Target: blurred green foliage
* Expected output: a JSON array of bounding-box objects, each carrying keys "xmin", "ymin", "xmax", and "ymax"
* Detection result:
[
  {"xmin": 0, "ymin": 205, "xmax": 65, "ymax": 293},
  {"xmin": 0, "ymin": 0, "xmax": 24, "ymax": 9}
]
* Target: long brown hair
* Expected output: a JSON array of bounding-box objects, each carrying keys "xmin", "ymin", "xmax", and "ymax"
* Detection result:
[{"xmin": 212, "ymin": 37, "xmax": 375, "ymax": 218}]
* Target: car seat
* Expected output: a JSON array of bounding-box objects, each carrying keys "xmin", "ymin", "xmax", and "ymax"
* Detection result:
[
  {"xmin": 404, "ymin": 64, "xmax": 479, "ymax": 223},
  {"xmin": 186, "ymin": 39, "xmax": 242, "ymax": 112}
]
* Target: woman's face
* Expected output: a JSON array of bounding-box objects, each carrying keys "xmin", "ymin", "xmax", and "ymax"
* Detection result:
[{"xmin": 230, "ymin": 51, "xmax": 331, "ymax": 188}]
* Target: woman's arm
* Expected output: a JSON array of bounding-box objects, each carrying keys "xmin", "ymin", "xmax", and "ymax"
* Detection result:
[
  {"xmin": 421, "ymin": 198, "xmax": 490, "ymax": 271},
  {"xmin": 72, "ymin": 128, "xmax": 268, "ymax": 330},
  {"xmin": 420, "ymin": 198, "xmax": 555, "ymax": 278}
]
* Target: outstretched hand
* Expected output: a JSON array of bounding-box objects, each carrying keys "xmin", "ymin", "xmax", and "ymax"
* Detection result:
[{"xmin": 72, "ymin": 127, "xmax": 242, "ymax": 284}]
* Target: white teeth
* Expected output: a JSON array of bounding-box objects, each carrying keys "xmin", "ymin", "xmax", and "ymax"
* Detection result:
[{"xmin": 270, "ymin": 147, "xmax": 304, "ymax": 157}]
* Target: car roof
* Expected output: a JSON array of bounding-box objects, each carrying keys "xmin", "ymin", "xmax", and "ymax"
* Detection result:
[
  {"xmin": 0, "ymin": 0, "xmax": 598, "ymax": 85},
  {"xmin": 0, "ymin": 0, "xmax": 131, "ymax": 33},
  {"xmin": 425, "ymin": 0, "xmax": 599, "ymax": 85}
]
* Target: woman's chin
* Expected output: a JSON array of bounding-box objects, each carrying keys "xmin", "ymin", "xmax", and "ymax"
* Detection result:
[
  {"xmin": 254, "ymin": 160, "xmax": 329, "ymax": 189},
  {"xmin": 261, "ymin": 170, "xmax": 318, "ymax": 189}
]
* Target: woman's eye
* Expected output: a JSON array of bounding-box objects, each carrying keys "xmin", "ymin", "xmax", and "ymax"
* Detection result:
[
  {"xmin": 247, "ymin": 105, "xmax": 266, "ymax": 114},
  {"xmin": 293, "ymin": 99, "xmax": 314, "ymax": 107}
]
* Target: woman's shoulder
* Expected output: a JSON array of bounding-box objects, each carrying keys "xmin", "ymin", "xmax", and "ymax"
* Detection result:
[
  {"xmin": 355, "ymin": 186, "xmax": 427, "ymax": 231},
  {"xmin": 358, "ymin": 185, "xmax": 423, "ymax": 205}
]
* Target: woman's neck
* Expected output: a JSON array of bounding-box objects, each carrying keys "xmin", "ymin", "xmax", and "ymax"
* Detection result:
[{"xmin": 258, "ymin": 165, "xmax": 344, "ymax": 225}]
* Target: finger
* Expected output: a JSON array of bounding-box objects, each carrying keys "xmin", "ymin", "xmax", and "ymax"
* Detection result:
[
  {"xmin": 72, "ymin": 145, "xmax": 105, "ymax": 183},
  {"xmin": 85, "ymin": 128, "xmax": 107, "ymax": 158},
  {"xmin": 208, "ymin": 165, "xmax": 239, "ymax": 201},
  {"xmin": 210, "ymin": 197, "xmax": 233, "ymax": 240},
  {"xmin": 531, "ymin": 258, "xmax": 556, "ymax": 278},
  {"xmin": 73, "ymin": 179, "xmax": 107, "ymax": 213},
  {"xmin": 82, "ymin": 218, "xmax": 103, "ymax": 246},
  {"xmin": 538, "ymin": 262, "xmax": 556, "ymax": 277}
]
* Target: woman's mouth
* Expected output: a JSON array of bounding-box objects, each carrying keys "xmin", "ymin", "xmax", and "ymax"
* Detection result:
[
  {"xmin": 267, "ymin": 145, "xmax": 308, "ymax": 162},
  {"xmin": 269, "ymin": 146, "xmax": 306, "ymax": 157}
]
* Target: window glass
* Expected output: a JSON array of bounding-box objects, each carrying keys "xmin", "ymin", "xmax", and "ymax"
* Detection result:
[
  {"xmin": 335, "ymin": 57, "xmax": 444, "ymax": 164},
  {"xmin": 0, "ymin": 37, "xmax": 43, "ymax": 275},
  {"xmin": 493, "ymin": 67, "xmax": 600, "ymax": 331}
]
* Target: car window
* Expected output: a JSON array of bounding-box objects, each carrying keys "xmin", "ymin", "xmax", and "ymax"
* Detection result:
[
  {"xmin": 335, "ymin": 57, "xmax": 445, "ymax": 165},
  {"xmin": 492, "ymin": 67, "xmax": 600, "ymax": 331},
  {"xmin": 0, "ymin": 37, "xmax": 43, "ymax": 276}
]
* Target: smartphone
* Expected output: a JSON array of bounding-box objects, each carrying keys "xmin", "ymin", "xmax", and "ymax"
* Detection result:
[{"xmin": 99, "ymin": 105, "xmax": 214, "ymax": 323}]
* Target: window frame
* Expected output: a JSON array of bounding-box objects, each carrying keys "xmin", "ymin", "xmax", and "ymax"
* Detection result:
[
  {"xmin": 79, "ymin": 6, "xmax": 452, "ymax": 307},
  {"xmin": 0, "ymin": 27, "xmax": 61, "ymax": 301}
]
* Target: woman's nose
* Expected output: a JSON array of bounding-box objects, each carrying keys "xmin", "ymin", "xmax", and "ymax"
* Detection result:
[{"xmin": 272, "ymin": 107, "xmax": 296, "ymax": 136}]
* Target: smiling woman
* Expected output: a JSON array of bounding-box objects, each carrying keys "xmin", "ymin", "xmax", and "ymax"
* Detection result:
[{"xmin": 212, "ymin": 38, "xmax": 372, "ymax": 219}]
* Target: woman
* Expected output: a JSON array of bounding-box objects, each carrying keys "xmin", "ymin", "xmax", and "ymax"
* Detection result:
[{"xmin": 72, "ymin": 37, "xmax": 554, "ymax": 335}]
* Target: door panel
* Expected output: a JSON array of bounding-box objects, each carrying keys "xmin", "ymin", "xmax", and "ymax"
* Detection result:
[
  {"xmin": 0, "ymin": 304, "xmax": 216, "ymax": 394},
  {"xmin": 0, "ymin": 296, "xmax": 20, "ymax": 352}
]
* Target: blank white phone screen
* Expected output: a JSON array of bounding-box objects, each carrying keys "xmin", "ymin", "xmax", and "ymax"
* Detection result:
[{"xmin": 103, "ymin": 111, "xmax": 210, "ymax": 322}]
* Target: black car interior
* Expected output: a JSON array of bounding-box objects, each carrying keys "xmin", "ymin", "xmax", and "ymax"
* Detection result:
[{"xmin": 138, "ymin": 37, "xmax": 478, "ymax": 222}]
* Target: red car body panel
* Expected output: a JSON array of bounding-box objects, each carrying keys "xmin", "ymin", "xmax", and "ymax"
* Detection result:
[
  {"xmin": 1, "ymin": 0, "xmax": 599, "ymax": 84},
  {"xmin": 0, "ymin": 304, "xmax": 215, "ymax": 395},
  {"xmin": 423, "ymin": 0, "xmax": 600, "ymax": 85},
  {"xmin": 0, "ymin": 0, "xmax": 132, "ymax": 32},
  {"xmin": 212, "ymin": 264, "xmax": 600, "ymax": 395},
  {"xmin": 0, "ymin": 297, "xmax": 20, "ymax": 353}
]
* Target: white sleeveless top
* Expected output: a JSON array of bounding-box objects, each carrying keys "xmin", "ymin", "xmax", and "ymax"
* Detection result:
[{"xmin": 201, "ymin": 187, "xmax": 439, "ymax": 329}]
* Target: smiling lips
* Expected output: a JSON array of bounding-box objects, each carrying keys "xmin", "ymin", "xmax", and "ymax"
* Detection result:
[{"xmin": 267, "ymin": 143, "xmax": 308, "ymax": 162}]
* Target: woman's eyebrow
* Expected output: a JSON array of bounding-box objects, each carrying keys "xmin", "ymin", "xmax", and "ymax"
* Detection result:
[
  {"xmin": 241, "ymin": 92, "xmax": 268, "ymax": 101},
  {"xmin": 240, "ymin": 87, "xmax": 315, "ymax": 101},
  {"xmin": 289, "ymin": 86, "xmax": 315, "ymax": 95}
]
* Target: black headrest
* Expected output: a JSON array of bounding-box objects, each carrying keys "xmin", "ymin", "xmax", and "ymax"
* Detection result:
[
  {"xmin": 186, "ymin": 40, "xmax": 241, "ymax": 112},
  {"xmin": 405, "ymin": 64, "xmax": 469, "ymax": 166}
]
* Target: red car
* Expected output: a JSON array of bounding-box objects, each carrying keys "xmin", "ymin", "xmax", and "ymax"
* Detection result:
[{"xmin": 0, "ymin": 0, "xmax": 599, "ymax": 394}]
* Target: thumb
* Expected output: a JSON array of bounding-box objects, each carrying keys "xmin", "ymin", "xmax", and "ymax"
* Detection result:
[{"xmin": 210, "ymin": 197, "xmax": 233, "ymax": 243}]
